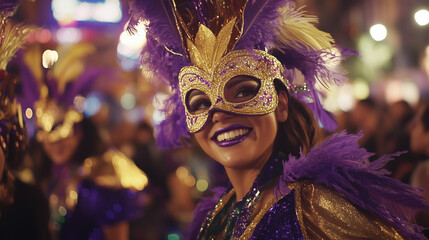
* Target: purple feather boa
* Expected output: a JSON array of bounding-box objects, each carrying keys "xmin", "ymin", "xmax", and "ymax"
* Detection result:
[
  {"xmin": 188, "ymin": 132, "xmax": 428, "ymax": 239},
  {"xmin": 276, "ymin": 131, "xmax": 428, "ymax": 240}
]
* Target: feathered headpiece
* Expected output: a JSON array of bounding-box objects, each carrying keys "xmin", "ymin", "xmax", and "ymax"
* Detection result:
[
  {"xmin": 128, "ymin": 0, "xmax": 350, "ymax": 148},
  {"xmin": 16, "ymin": 42, "xmax": 119, "ymax": 142},
  {"xmin": 0, "ymin": 0, "xmax": 34, "ymax": 167}
]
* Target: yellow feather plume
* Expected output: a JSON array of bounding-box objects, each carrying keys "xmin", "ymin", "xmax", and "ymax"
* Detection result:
[
  {"xmin": 52, "ymin": 43, "xmax": 96, "ymax": 93},
  {"xmin": 0, "ymin": 22, "xmax": 37, "ymax": 70},
  {"xmin": 275, "ymin": 4, "xmax": 334, "ymax": 52}
]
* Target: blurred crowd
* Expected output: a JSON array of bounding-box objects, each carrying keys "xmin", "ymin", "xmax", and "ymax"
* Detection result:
[{"xmin": 338, "ymin": 98, "xmax": 429, "ymax": 184}]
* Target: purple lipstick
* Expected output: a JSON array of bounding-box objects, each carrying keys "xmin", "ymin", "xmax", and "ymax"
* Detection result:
[{"xmin": 211, "ymin": 124, "xmax": 252, "ymax": 147}]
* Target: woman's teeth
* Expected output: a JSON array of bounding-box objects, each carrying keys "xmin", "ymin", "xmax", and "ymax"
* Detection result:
[{"xmin": 216, "ymin": 129, "xmax": 249, "ymax": 142}]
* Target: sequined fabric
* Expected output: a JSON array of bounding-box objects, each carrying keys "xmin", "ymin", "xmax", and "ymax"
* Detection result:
[
  {"xmin": 248, "ymin": 191, "xmax": 304, "ymax": 240},
  {"xmin": 291, "ymin": 181, "xmax": 405, "ymax": 240}
]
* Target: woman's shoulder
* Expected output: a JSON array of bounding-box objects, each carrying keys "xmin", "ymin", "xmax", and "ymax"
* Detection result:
[
  {"xmin": 64, "ymin": 149, "xmax": 149, "ymax": 226},
  {"xmin": 78, "ymin": 148, "xmax": 148, "ymax": 191},
  {"xmin": 287, "ymin": 181, "xmax": 406, "ymax": 239}
]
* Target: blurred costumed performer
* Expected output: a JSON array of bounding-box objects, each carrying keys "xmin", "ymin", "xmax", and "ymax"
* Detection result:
[
  {"xmin": 16, "ymin": 41, "xmax": 149, "ymax": 240},
  {"xmin": 0, "ymin": 0, "xmax": 50, "ymax": 239},
  {"xmin": 128, "ymin": 0, "xmax": 429, "ymax": 239}
]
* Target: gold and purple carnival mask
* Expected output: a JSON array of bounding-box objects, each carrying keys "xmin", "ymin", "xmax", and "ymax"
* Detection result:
[
  {"xmin": 177, "ymin": 18, "xmax": 289, "ymax": 132},
  {"xmin": 179, "ymin": 49, "xmax": 288, "ymax": 133}
]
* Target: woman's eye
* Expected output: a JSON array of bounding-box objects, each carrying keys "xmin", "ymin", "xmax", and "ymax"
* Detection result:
[
  {"xmin": 224, "ymin": 75, "xmax": 261, "ymax": 103},
  {"xmin": 235, "ymin": 85, "xmax": 259, "ymax": 98},
  {"xmin": 186, "ymin": 90, "xmax": 211, "ymax": 114}
]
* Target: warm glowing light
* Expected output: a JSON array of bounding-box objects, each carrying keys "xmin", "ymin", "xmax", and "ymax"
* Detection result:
[
  {"xmin": 415, "ymin": 9, "xmax": 429, "ymax": 26},
  {"xmin": 56, "ymin": 28, "xmax": 82, "ymax": 44},
  {"xmin": 50, "ymin": 194, "xmax": 59, "ymax": 205},
  {"xmin": 25, "ymin": 108, "xmax": 33, "ymax": 119},
  {"xmin": 58, "ymin": 206, "xmax": 67, "ymax": 216},
  {"xmin": 402, "ymin": 81, "xmax": 419, "ymax": 105},
  {"xmin": 117, "ymin": 21, "xmax": 147, "ymax": 70},
  {"xmin": 52, "ymin": 0, "xmax": 122, "ymax": 24},
  {"xmin": 120, "ymin": 93, "xmax": 136, "ymax": 110},
  {"xmin": 36, "ymin": 29, "xmax": 52, "ymax": 43},
  {"xmin": 176, "ymin": 166, "xmax": 189, "ymax": 180},
  {"xmin": 353, "ymin": 79, "xmax": 370, "ymax": 100},
  {"xmin": 370, "ymin": 24, "xmax": 387, "ymax": 41},
  {"xmin": 69, "ymin": 190, "xmax": 78, "ymax": 200},
  {"xmin": 42, "ymin": 50, "xmax": 59, "ymax": 68},
  {"xmin": 196, "ymin": 179, "xmax": 209, "ymax": 192},
  {"xmin": 185, "ymin": 175, "xmax": 196, "ymax": 187},
  {"xmin": 337, "ymin": 84, "xmax": 355, "ymax": 112},
  {"xmin": 385, "ymin": 80, "xmax": 420, "ymax": 105}
]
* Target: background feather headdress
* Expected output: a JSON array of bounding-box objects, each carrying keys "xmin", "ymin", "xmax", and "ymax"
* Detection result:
[
  {"xmin": 0, "ymin": 0, "xmax": 34, "ymax": 167},
  {"xmin": 15, "ymin": 42, "xmax": 121, "ymax": 142},
  {"xmin": 128, "ymin": 0, "xmax": 353, "ymax": 148}
]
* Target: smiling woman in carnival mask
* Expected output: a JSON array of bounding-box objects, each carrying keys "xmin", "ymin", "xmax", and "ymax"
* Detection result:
[{"xmin": 128, "ymin": 0, "xmax": 429, "ymax": 239}]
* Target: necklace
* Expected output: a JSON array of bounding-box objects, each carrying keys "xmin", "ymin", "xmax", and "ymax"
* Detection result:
[{"xmin": 198, "ymin": 152, "xmax": 284, "ymax": 240}]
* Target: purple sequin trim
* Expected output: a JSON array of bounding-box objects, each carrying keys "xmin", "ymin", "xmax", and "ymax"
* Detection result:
[{"xmin": 249, "ymin": 191, "xmax": 304, "ymax": 239}]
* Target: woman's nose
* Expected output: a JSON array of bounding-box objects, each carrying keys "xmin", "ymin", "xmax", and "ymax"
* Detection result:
[{"xmin": 211, "ymin": 110, "xmax": 234, "ymax": 123}]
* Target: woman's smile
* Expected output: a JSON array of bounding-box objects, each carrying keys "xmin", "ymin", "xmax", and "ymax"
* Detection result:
[{"xmin": 211, "ymin": 124, "xmax": 252, "ymax": 147}]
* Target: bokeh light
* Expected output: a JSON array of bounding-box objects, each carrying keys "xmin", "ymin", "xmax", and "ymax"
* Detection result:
[
  {"xmin": 42, "ymin": 50, "xmax": 59, "ymax": 68},
  {"xmin": 52, "ymin": 0, "xmax": 122, "ymax": 25},
  {"xmin": 196, "ymin": 179, "xmax": 209, "ymax": 192},
  {"xmin": 120, "ymin": 93, "xmax": 136, "ymax": 110},
  {"xmin": 117, "ymin": 21, "xmax": 147, "ymax": 71},
  {"xmin": 56, "ymin": 28, "xmax": 82, "ymax": 44},
  {"xmin": 370, "ymin": 24, "xmax": 387, "ymax": 41},
  {"xmin": 83, "ymin": 94, "xmax": 101, "ymax": 117},
  {"xmin": 415, "ymin": 9, "xmax": 429, "ymax": 26},
  {"xmin": 353, "ymin": 79, "xmax": 370, "ymax": 100},
  {"xmin": 385, "ymin": 80, "xmax": 420, "ymax": 106},
  {"xmin": 25, "ymin": 108, "xmax": 33, "ymax": 119},
  {"xmin": 337, "ymin": 84, "xmax": 355, "ymax": 112}
]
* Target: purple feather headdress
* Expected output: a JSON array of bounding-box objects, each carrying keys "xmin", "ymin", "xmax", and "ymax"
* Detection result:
[
  {"xmin": 128, "ymin": 0, "xmax": 352, "ymax": 148},
  {"xmin": 14, "ymin": 43, "xmax": 121, "ymax": 142}
]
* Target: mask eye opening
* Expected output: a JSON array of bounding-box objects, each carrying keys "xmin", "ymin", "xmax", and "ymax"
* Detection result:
[
  {"xmin": 224, "ymin": 75, "xmax": 261, "ymax": 103},
  {"xmin": 185, "ymin": 89, "xmax": 212, "ymax": 114}
]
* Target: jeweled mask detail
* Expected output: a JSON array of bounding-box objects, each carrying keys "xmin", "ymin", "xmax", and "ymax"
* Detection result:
[{"xmin": 179, "ymin": 49, "xmax": 289, "ymax": 133}]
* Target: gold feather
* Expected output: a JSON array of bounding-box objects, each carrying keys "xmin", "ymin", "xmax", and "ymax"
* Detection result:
[
  {"xmin": 275, "ymin": 4, "xmax": 334, "ymax": 51},
  {"xmin": 52, "ymin": 43, "xmax": 96, "ymax": 93},
  {"xmin": 0, "ymin": 22, "xmax": 37, "ymax": 70},
  {"xmin": 186, "ymin": 18, "xmax": 236, "ymax": 72}
]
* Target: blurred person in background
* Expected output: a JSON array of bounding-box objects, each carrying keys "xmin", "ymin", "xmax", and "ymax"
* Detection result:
[
  {"xmin": 15, "ymin": 42, "xmax": 149, "ymax": 240},
  {"xmin": 350, "ymin": 98, "xmax": 381, "ymax": 157},
  {"xmin": 0, "ymin": 1, "xmax": 50, "ymax": 239},
  {"xmin": 383, "ymin": 100, "xmax": 417, "ymax": 183},
  {"xmin": 410, "ymin": 102, "xmax": 429, "ymax": 238}
]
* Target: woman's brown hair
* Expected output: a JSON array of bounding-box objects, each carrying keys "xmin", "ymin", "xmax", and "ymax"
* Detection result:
[{"xmin": 274, "ymin": 81, "xmax": 324, "ymax": 157}]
